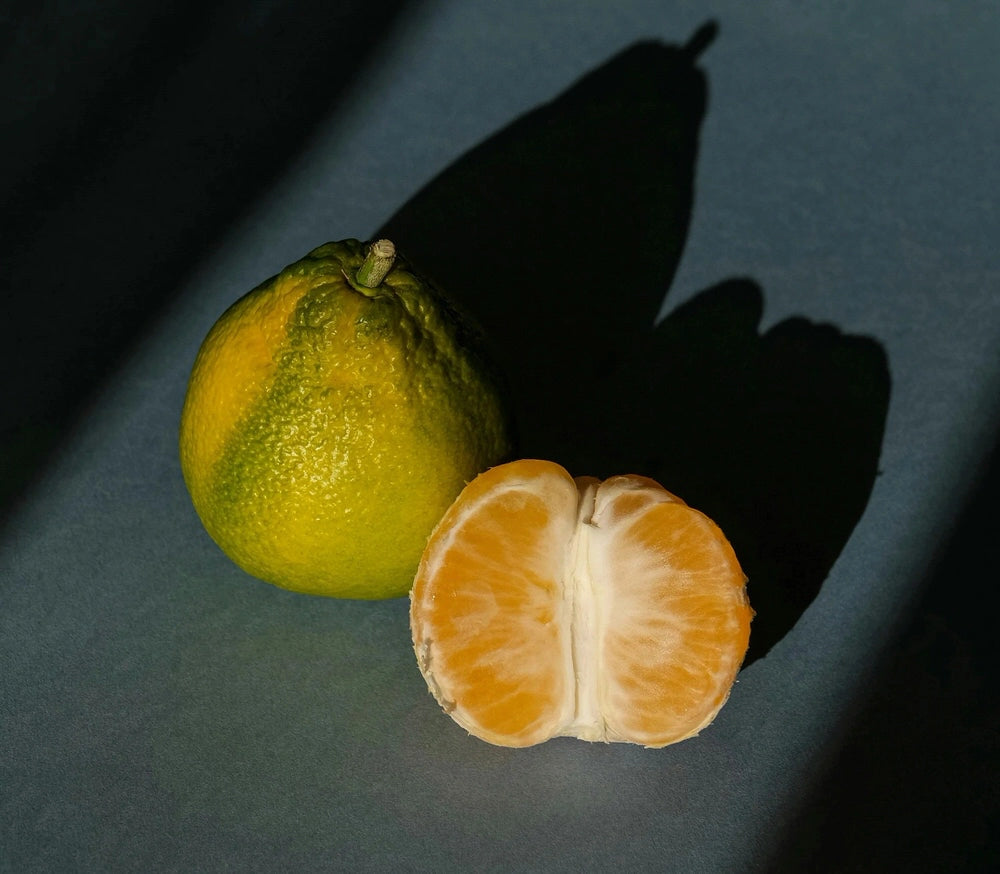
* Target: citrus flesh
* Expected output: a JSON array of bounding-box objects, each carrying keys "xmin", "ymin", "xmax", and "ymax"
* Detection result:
[
  {"xmin": 179, "ymin": 239, "xmax": 512, "ymax": 599},
  {"xmin": 410, "ymin": 459, "xmax": 752, "ymax": 747}
]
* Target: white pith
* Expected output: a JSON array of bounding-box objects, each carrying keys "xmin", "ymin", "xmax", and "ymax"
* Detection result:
[{"xmin": 561, "ymin": 477, "xmax": 605, "ymax": 742}]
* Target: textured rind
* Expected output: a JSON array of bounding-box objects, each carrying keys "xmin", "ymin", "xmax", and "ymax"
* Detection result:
[{"xmin": 179, "ymin": 239, "xmax": 514, "ymax": 598}]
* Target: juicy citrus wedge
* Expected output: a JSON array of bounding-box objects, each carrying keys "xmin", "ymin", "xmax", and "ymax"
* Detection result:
[{"xmin": 409, "ymin": 459, "xmax": 752, "ymax": 748}]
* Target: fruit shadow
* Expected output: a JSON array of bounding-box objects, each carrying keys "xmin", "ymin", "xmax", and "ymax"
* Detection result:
[{"xmin": 380, "ymin": 23, "xmax": 891, "ymax": 664}]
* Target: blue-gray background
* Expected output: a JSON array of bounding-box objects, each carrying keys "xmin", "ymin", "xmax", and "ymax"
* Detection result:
[{"xmin": 2, "ymin": 2, "xmax": 998, "ymax": 871}]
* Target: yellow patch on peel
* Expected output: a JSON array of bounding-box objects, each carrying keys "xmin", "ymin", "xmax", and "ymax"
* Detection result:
[{"xmin": 180, "ymin": 273, "xmax": 309, "ymax": 489}]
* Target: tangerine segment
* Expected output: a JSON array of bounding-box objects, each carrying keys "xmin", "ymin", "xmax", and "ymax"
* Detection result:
[
  {"xmin": 411, "ymin": 460, "xmax": 579, "ymax": 747},
  {"xmin": 591, "ymin": 481, "xmax": 751, "ymax": 747}
]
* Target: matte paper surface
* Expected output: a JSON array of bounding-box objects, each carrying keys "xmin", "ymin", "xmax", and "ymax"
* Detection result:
[{"xmin": 3, "ymin": 2, "xmax": 998, "ymax": 871}]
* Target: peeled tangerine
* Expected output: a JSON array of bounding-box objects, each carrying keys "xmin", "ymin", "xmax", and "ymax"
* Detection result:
[{"xmin": 410, "ymin": 459, "xmax": 752, "ymax": 748}]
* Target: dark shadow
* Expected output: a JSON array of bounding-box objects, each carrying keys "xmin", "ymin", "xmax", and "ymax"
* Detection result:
[
  {"xmin": 568, "ymin": 280, "xmax": 890, "ymax": 663},
  {"xmin": 0, "ymin": 0, "xmax": 412, "ymax": 526},
  {"xmin": 379, "ymin": 27, "xmax": 714, "ymax": 436},
  {"xmin": 767, "ymin": 429, "xmax": 1000, "ymax": 872},
  {"xmin": 379, "ymin": 23, "xmax": 890, "ymax": 663}
]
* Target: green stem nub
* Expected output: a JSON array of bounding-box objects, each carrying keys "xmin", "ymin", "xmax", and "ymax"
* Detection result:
[{"xmin": 355, "ymin": 239, "xmax": 396, "ymax": 289}]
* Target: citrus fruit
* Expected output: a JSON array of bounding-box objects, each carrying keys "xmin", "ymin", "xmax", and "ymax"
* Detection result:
[
  {"xmin": 410, "ymin": 459, "xmax": 752, "ymax": 747},
  {"xmin": 179, "ymin": 238, "xmax": 513, "ymax": 599}
]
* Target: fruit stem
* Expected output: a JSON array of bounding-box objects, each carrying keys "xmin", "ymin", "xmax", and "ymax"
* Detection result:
[{"xmin": 355, "ymin": 239, "xmax": 396, "ymax": 289}]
